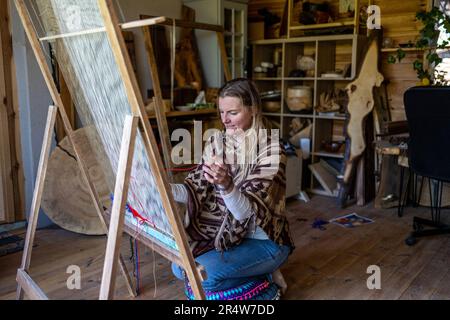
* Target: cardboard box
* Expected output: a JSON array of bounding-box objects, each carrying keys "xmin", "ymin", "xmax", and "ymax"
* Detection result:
[{"xmin": 248, "ymin": 21, "xmax": 265, "ymax": 41}]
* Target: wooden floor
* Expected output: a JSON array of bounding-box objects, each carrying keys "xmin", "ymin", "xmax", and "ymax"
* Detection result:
[{"xmin": 1, "ymin": 196, "xmax": 449, "ymax": 300}]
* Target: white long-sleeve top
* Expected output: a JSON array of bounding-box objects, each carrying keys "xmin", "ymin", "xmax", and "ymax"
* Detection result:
[{"xmin": 170, "ymin": 183, "xmax": 268, "ymax": 240}]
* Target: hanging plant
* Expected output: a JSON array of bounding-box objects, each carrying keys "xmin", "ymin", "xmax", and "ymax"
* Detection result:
[{"xmin": 388, "ymin": 6, "xmax": 450, "ymax": 86}]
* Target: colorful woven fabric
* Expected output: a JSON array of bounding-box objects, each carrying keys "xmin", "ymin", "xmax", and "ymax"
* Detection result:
[{"xmin": 184, "ymin": 278, "xmax": 280, "ymax": 300}]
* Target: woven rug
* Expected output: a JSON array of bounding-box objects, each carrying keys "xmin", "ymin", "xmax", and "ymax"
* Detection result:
[{"xmin": 185, "ymin": 277, "xmax": 281, "ymax": 300}]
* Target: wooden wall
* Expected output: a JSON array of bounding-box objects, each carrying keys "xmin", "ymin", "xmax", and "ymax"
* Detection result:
[
  {"xmin": 248, "ymin": 0, "xmax": 432, "ymax": 120},
  {"xmin": 0, "ymin": 0, "xmax": 25, "ymax": 223},
  {"xmin": 374, "ymin": 0, "xmax": 430, "ymax": 121}
]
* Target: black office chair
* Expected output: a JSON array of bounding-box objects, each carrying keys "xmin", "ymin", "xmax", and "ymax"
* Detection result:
[{"xmin": 403, "ymin": 86, "xmax": 450, "ymax": 246}]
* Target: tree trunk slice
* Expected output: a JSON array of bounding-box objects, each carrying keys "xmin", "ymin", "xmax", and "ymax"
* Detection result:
[{"xmin": 41, "ymin": 127, "xmax": 111, "ymax": 235}]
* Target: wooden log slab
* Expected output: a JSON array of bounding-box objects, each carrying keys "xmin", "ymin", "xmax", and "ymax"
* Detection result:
[
  {"xmin": 41, "ymin": 126, "xmax": 111, "ymax": 235},
  {"xmin": 343, "ymin": 40, "xmax": 384, "ymax": 183},
  {"xmin": 338, "ymin": 39, "xmax": 384, "ymax": 207}
]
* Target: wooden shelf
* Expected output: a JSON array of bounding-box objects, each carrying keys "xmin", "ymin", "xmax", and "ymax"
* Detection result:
[
  {"xmin": 252, "ymin": 33, "xmax": 364, "ymax": 199},
  {"xmin": 253, "ymin": 77, "xmax": 283, "ymax": 81},
  {"xmin": 282, "ymin": 113, "xmax": 314, "ymax": 118},
  {"xmin": 290, "ymin": 20, "xmax": 355, "ymax": 31},
  {"xmin": 317, "ymin": 77, "xmax": 353, "ymax": 81},
  {"xmin": 315, "ymin": 114, "xmax": 346, "ymax": 120},
  {"xmin": 262, "ymin": 112, "xmax": 282, "ymax": 117},
  {"xmin": 308, "ymin": 187, "xmax": 338, "ymax": 197},
  {"xmin": 313, "ymin": 152, "xmax": 345, "ymax": 159},
  {"xmin": 251, "ymin": 39, "xmax": 285, "ymax": 45},
  {"xmin": 381, "ymin": 47, "xmax": 425, "ymax": 53},
  {"xmin": 147, "ymin": 108, "xmax": 217, "ymax": 119},
  {"xmin": 381, "ymin": 46, "xmax": 450, "ymax": 53},
  {"xmin": 284, "ymin": 77, "xmax": 315, "ymax": 81}
]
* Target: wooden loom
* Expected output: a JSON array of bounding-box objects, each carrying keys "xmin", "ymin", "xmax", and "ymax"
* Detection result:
[{"xmin": 14, "ymin": 0, "xmax": 205, "ymax": 300}]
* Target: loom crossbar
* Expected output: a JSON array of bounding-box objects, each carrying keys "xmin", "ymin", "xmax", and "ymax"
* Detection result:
[{"xmin": 39, "ymin": 16, "xmax": 167, "ymax": 42}]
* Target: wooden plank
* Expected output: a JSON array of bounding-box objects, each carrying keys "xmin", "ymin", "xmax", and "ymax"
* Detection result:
[
  {"xmin": 39, "ymin": 17, "xmax": 167, "ymax": 42},
  {"xmin": 0, "ymin": 40, "xmax": 13, "ymax": 223},
  {"xmin": 368, "ymin": 233, "xmax": 443, "ymax": 299},
  {"xmin": 2, "ymin": 196, "xmax": 449, "ymax": 300},
  {"xmin": 400, "ymin": 237, "xmax": 450, "ymax": 299},
  {"xmin": 0, "ymin": 0, "xmax": 20, "ymax": 223},
  {"xmin": 148, "ymin": 16, "xmax": 224, "ymax": 33},
  {"xmin": 147, "ymin": 108, "xmax": 217, "ymax": 119},
  {"xmin": 97, "ymin": 0, "xmax": 205, "ymax": 300},
  {"xmin": 301, "ymin": 220, "xmax": 392, "ymax": 299},
  {"xmin": 13, "ymin": 0, "xmax": 136, "ymax": 298},
  {"xmin": 142, "ymin": 27, "xmax": 173, "ymax": 174},
  {"xmin": 356, "ymin": 156, "xmax": 365, "ymax": 206},
  {"xmin": 16, "ymin": 269, "xmax": 48, "ymax": 300},
  {"xmin": 55, "ymin": 68, "xmax": 75, "ymax": 142},
  {"xmin": 430, "ymin": 268, "xmax": 450, "ymax": 299},
  {"xmin": 9, "ymin": 10, "xmax": 25, "ymax": 221},
  {"xmin": 217, "ymin": 31, "xmax": 232, "ymax": 82},
  {"xmin": 16, "ymin": 105, "xmax": 57, "ymax": 300},
  {"xmin": 308, "ymin": 162, "xmax": 337, "ymax": 195},
  {"xmin": 100, "ymin": 116, "xmax": 138, "ymax": 300},
  {"xmin": 310, "ymin": 230, "xmax": 403, "ymax": 299}
]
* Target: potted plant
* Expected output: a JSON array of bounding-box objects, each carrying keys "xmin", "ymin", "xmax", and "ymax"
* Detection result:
[{"xmin": 388, "ymin": 5, "xmax": 450, "ymax": 86}]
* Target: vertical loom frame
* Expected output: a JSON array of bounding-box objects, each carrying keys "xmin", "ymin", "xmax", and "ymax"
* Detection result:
[
  {"xmin": 97, "ymin": 0, "xmax": 205, "ymax": 300},
  {"xmin": 14, "ymin": 0, "xmax": 205, "ymax": 300}
]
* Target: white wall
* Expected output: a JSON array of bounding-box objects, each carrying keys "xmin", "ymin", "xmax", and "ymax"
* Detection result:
[{"xmin": 183, "ymin": 0, "xmax": 222, "ymax": 88}]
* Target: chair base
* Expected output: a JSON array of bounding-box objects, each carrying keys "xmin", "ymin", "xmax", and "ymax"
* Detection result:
[{"xmin": 405, "ymin": 216, "xmax": 450, "ymax": 246}]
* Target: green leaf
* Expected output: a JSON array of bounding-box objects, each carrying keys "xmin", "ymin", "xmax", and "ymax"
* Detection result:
[
  {"xmin": 426, "ymin": 52, "xmax": 442, "ymax": 66},
  {"xmin": 413, "ymin": 60, "xmax": 423, "ymax": 71},
  {"xmin": 396, "ymin": 49, "xmax": 406, "ymax": 62},
  {"xmin": 387, "ymin": 55, "xmax": 396, "ymax": 64}
]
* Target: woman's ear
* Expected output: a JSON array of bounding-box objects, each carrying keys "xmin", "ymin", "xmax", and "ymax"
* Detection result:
[{"xmin": 251, "ymin": 106, "xmax": 258, "ymax": 116}]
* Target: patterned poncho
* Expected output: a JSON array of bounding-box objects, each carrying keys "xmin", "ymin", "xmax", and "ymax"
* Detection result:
[{"xmin": 183, "ymin": 132, "xmax": 295, "ymax": 258}]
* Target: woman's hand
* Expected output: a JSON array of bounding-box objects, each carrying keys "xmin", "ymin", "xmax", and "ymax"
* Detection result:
[{"xmin": 203, "ymin": 161, "xmax": 233, "ymax": 192}]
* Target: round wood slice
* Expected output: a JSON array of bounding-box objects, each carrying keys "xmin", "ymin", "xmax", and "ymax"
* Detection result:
[{"xmin": 42, "ymin": 127, "xmax": 111, "ymax": 235}]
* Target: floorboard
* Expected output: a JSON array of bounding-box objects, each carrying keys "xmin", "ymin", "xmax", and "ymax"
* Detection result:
[{"xmin": 0, "ymin": 196, "xmax": 449, "ymax": 300}]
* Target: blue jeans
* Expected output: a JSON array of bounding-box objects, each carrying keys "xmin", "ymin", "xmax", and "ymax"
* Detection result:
[{"xmin": 171, "ymin": 238, "xmax": 291, "ymax": 292}]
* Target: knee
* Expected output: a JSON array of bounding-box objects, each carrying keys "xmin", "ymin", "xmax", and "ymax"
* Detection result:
[
  {"xmin": 199, "ymin": 270, "xmax": 224, "ymax": 292},
  {"xmin": 171, "ymin": 262, "xmax": 184, "ymax": 280}
]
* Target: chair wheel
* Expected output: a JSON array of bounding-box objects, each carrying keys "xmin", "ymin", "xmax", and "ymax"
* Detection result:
[{"xmin": 405, "ymin": 236, "xmax": 417, "ymax": 246}]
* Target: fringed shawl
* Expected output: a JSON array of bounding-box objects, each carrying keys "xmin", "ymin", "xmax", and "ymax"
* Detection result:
[{"xmin": 183, "ymin": 133, "xmax": 295, "ymax": 258}]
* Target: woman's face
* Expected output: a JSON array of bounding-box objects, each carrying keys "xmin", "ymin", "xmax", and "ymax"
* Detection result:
[{"xmin": 219, "ymin": 96, "xmax": 254, "ymax": 135}]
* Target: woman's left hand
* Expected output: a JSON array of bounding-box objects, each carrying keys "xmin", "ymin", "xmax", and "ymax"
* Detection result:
[{"xmin": 203, "ymin": 161, "xmax": 232, "ymax": 190}]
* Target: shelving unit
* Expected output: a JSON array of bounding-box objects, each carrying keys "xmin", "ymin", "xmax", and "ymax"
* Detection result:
[
  {"xmin": 251, "ymin": 34, "xmax": 367, "ymax": 197},
  {"xmin": 287, "ymin": 0, "xmax": 368, "ymax": 38}
]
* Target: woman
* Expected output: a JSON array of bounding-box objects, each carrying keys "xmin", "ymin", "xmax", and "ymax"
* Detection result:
[{"xmin": 170, "ymin": 78, "xmax": 294, "ymax": 299}]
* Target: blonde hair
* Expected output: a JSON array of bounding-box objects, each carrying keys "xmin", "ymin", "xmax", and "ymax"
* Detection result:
[{"xmin": 216, "ymin": 78, "xmax": 267, "ymax": 185}]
